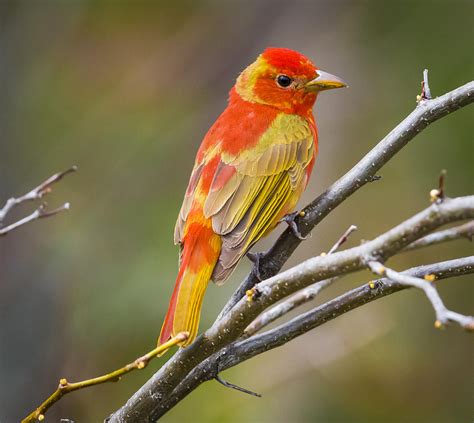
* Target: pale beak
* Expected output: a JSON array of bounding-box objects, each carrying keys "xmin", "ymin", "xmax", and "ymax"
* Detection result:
[{"xmin": 305, "ymin": 70, "xmax": 348, "ymax": 91}]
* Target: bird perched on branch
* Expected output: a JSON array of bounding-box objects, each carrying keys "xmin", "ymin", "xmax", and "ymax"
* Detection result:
[{"xmin": 159, "ymin": 47, "xmax": 346, "ymax": 346}]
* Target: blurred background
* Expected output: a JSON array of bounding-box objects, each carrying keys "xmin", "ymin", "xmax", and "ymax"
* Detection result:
[{"xmin": 0, "ymin": 0, "xmax": 473, "ymax": 422}]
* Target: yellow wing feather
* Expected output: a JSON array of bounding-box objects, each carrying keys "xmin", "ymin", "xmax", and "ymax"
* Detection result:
[{"xmin": 207, "ymin": 113, "xmax": 315, "ymax": 284}]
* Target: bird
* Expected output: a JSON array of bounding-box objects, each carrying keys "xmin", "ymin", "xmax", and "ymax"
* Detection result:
[{"xmin": 159, "ymin": 47, "xmax": 346, "ymax": 347}]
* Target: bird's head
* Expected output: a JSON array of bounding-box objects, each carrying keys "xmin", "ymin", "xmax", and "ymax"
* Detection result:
[{"xmin": 234, "ymin": 47, "xmax": 347, "ymax": 113}]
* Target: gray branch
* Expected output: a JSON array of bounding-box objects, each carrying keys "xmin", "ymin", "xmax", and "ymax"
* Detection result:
[
  {"xmin": 367, "ymin": 260, "xmax": 474, "ymax": 329},
  {"xmin": 245, "ymin": 221, "xmax": 473, "ymax": 337},
  {"xmin": 108, "ymin": 78, "xmax": 474, "ymax": 422},
  {"xmin": 145, "ymin": 256, "xmax": 474, "ymax": 418},
  {"xmin": 109, "ymin": 195, "xmax": 474, "ymax": 422},
  {"xmin": 403, "ymin": 220, "xmax": 473, "ymax": 251},
  {"xmin": 218, "ymin": 80, "xmax": 474, "ymax": 319},
  {"xmin": 245, "ymin": 224, "xmax": 358, "ymax": 337},
  {"xmin": 0, "ymin": 166, "xmax": 77, "ymax": 236}
]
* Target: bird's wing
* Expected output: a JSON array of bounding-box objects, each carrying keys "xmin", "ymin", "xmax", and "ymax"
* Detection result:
[{"xmin": 204, "ymin": 113, "xmax": 316, "ymax": 284}]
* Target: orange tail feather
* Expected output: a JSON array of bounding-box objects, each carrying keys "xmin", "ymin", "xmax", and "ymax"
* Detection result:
[{"xmin": 159, "ymin": 226, "xmax": 220, "ymax": 347}]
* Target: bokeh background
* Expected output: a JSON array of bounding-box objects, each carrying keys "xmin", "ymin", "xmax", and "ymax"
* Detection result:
[{"xmin": 1, "ymin": 0, "xmax": 473, "ymax": 422}]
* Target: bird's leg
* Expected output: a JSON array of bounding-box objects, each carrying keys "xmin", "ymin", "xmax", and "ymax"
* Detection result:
[
  {"xmin": 246, "ymin": 251, "xmax": 265, "ymax": 281},
  {"xmin": 280, "ymin": 210, "xmax": 310, "ymax": 240}
]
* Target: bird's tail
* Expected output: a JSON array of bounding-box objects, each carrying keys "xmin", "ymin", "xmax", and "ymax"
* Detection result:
[{"xmin": 159, "ymin": 225, "xmax": 221, "ymax": 347}]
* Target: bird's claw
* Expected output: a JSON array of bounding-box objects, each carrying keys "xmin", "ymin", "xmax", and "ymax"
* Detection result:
[
  {"xmin": 246, "ymin": 251, "xmax": 265, "ymax": 281},
  {"xmin": 280, "ymin": 211, "xmax": 310, "ymax": 240}
]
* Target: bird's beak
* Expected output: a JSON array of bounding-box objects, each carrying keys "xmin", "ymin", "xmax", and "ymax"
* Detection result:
[{"xmin": 305, "ymin": 70, "xmax": 348, "ymax": 92}]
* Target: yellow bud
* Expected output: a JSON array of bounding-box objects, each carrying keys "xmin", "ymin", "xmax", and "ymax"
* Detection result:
[
  {"xmin": 59, "ymin": 378, "xmax": 68, "ymax": 386},
  {"xmin": 416, "ymin": 94, "xmax": 422, "ymax": 102},
  {"xmin": 320, "ymin": 252, "xmax": 327, "ymax": 257},
  {"xmin": 137, "ymin": 361, "xmax": 145, "ymax": 369},
  {"xmin": 434, "ymin": 320, "xmax": 443, "ymax": 329},
  {"xmin": 246, "ymin": 289, "xmax": 254, "ymax": 302},
  {"xmin": 424, "ymin": 274, "xmax": 436, "ymax": 282},
  {"xmin": 430, "ymin": 189, "xmax": 440, "ymax": 202},
  {"xmin": 369, "ymin": 281, "xmax": 375, "ymax": 289},
  {"xmin": 38, "ymin": 414, "xmax": 45, "ymax": 421},
  {"xmin": 299, "ymin": 211, "xmax": 306, "ymax": 217}
]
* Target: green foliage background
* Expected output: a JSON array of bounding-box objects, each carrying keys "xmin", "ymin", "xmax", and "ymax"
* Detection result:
[{"xmin": 0, "ymin": 0, "xmax": 472, "ymax": 421}]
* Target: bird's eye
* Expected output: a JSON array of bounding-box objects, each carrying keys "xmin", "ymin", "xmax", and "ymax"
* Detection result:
[{"xmin": 276, "ymin": 74, "xmax": 292, "ymax": 88}]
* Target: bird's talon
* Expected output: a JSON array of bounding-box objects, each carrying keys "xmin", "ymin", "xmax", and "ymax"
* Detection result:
[
  {"xmin": 247, "ymin": 251, "xmax": 264, "ymax": 281},
  {"xmin": 280, "ymin": 211, "xmax": 310, "ymax": 240}
]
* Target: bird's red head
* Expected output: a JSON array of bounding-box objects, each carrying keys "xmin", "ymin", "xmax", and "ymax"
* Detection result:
[{"xmin": 234, "ymin": 47, "xmax": 346, "ymax": 114}]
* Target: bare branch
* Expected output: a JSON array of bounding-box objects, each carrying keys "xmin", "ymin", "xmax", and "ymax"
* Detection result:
[
  {"xmin": 219, "ymin": 80, "xmax": 474, "ymax": 319},
  {"xmin": 367, "ymin": 261, "xmax": 474, "ymax": 329},
  {"xmin": 109, "ymin": 195, "xmax": 474, "ymax": 422},
  {"xmin": 152, "ymin": 256, "xmax": 474, "ymax": 417},
  {"xmin": 404, "ymin": 220, "xmax": 474, "ymax": 251},
  {"xmin": 327, "ymin": 224, "xmax": 358, "ymax": 255},
  {"xmin": 245, "ymin": 224, "xmax": 357, "ymax": 337},
  {"xmin": 22, "ymin": 332, "xmax": 188, "ymax": 423},
  {"xmin": 0, "ymin": 166, "xmax": 77, "ymax": 236},
  {"xmin": 245, "ymin": 220, "xmax": 473, "ymax": 337},
  {"xmin": 0, "ymin": 203, "xmax": 71, "ymax": 236},
  {"xmin": 107, "ymin": 77, "xmax": 474, "ymax": 422},
  {"xmin": 421, "ymin": 69, "xmax": 432, "ymax": 101},
  {"xmin": 214, "ymin": 375, "xmax": 262, "ymax": 398}
]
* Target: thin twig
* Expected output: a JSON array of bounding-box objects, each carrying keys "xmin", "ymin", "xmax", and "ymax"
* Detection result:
[
  {"xmin": 404, "ymin": 220, "xmax": 474, "ymax": 251},
  {"xmin": 21, "ymin": 332, "xmax": 188, "ymax": 423},
  {"xmin": 245, "ymin": 224, "xmax": 357, "ymax": 336},
  {"xmin": 422, "ymin": 69, "xmax": 432, "ymax": 100},
  {"xmin": 215, "ymin": 374, "xmax": 262, "ymax": 398},
  {"xmin": 0, "ymin": 203, "xmax": 71, "ymax": 236},
  {"xmin": 327, "ymin": 224, "xmax": 358, "ymax": 254},
  {"xmin": 0, "ymin": 166, "xmax": 77, "ymax": 236},
  {"xmin": 430, "ymin": 169, "xmax": 447, "ymax": 203},
  {"xmin": 367, "ymin": 261, "xmax": 474, "ymax": 330}
]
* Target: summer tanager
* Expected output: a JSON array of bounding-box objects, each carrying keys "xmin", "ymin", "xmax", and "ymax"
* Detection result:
[{"xmin": 159, "ymin": 47, "xmax": 346, "ymax": 346}]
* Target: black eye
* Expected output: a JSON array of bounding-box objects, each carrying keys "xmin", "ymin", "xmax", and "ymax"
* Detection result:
[{"xmin": 276, "ymin": 74, "xmax": 292, "ymax": 88}]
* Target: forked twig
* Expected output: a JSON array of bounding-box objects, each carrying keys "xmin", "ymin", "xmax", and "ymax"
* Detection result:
[
  {"xmin": 367, "ymin": 261, "xmax": 474, "ymax": 330},
  {"xmin": 0, "ymin": 166, "xmax": 77, "ymax": 236},
  {"xmin": 22, "ymin": 332, "xmax": 189, "ymax": 423}
]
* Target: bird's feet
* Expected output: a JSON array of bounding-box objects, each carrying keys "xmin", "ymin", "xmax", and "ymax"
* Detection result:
[
  {"xmin": 246, "ymin": 251, "xmax": 265, "ymax": 281},
  {"xmin": 280, "ymin": 210, "xmax": 310, "ymax": 240}
]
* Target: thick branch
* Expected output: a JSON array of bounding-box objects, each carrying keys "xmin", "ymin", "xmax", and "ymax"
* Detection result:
[
  {"xmin": 245, "ymin": 224, "xmax": 358, "ymax": 336},
  {"xmin": 109, "ymin": 196, "xmax": 474, "ymax": 422},
  {"xmin": 247, "ymin": 221, "xmax": 474, "ymax": 336},
  {"xmin": 218, "ymin": 81, "xmax": 474, "ymax": 318},
  {"xmin": 153, "ymin": 256, "xmax": 474, "ymax": 417}
]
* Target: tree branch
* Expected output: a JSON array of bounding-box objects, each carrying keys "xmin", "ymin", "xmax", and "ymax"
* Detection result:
[
  {"xmin": 22, "ymin": 333, "xmax": 189, "ymax": 423},
  {"xmin": 218, "ymin": 80, "xmax": 474, "ymax": 319},
  {"xmin": 245, "ymin": 221, "xmax": 473, "ymax": 337},
  {"xmin": 150, "ymin": 256, "xmax": 474, "ymax": 417},
  {"xmin": 245, "ymin": 224, "xmax": 357, "ymax": 337},
  {"xmin": 109, "ymin": 195, "xmax": 474, "ymax": 422},
  {"xmin": 367, "ymin": 261, "xmax": 474, "ymax": 329},
  {"xmin": 403, "ymin": 220, "xmax": 473, "ymax": 251},
  {"xmin": 108, "ymin": 76, "xmax": 474, "ymax": 422},
  {"xmin": 0, "ymin": 166, "xmax": 77, "ymax": 236}
]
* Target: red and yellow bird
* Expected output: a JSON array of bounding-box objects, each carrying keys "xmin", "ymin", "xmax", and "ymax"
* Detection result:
[{"xmin": 159, "ymin": 47, "xmax": 346, "ymax": 346}]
